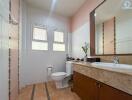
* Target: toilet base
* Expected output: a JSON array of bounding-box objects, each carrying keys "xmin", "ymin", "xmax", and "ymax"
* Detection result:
[
  {"xmin": 55, "ymin": 80, "xmax": 68, "ymax": 89},
  {"xmin": 55, "ymin": 76, "xmax": 71, "ymax": 89}
]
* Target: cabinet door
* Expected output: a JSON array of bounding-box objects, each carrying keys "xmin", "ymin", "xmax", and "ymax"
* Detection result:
[
  {"xmin": 99, "ymin": 83, "xmax": 132, "ymax": 100},
  {"xmin": 73, "ymin": 71, "xmax": 98, "ymax": 100}
]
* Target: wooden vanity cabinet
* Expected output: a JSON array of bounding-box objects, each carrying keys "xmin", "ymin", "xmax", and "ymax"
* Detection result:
[
  {"xmin": 99, "ymin": 83, "xmax": 132, "ymax": 100},
  {"xmin": 73, "ymin": 71, "xmax": 98, "ymax": 100},
  {"xmin": 73, "ymin": 71, "xmax": 132, "ymax": 100}
]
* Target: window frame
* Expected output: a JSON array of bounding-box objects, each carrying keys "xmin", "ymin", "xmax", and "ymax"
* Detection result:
[
  {"xmin": 32, "ymin": 26, "xmax": 48, "ymax": 42},
  {"xmin": 32, "ymin": 41, "xmax": 48, "ymax": 51},
  {"xmin": 54, "ymin": 31, "xmax": 65, "ymax": 43},
  {"xmin": 53, "ymin": 30, "xmax": 65, "ymax": 52},
  {"xmin": 32, "ymin": 26, "xmax": 48, "ymax": 51}
]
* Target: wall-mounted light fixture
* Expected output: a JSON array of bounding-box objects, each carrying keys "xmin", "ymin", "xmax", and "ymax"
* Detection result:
[
  {"xmin": 122, "ymin": 0, "xmax": 132, "ymax": 9},
  {"xmin": 94, "ymin": 13, "xmax": 97, "ymax": 17}
]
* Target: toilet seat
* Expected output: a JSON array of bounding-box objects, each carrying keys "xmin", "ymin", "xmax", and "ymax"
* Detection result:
[
  {"xmin": 52, "ymin": 72, "xmax": 67, "ymax": 76},
  {"xmin": 51, "ymin": 72, "xmax": 67, "ymax": 82}
]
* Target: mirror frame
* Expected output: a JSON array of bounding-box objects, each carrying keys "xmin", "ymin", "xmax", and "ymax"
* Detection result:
[{"xmin": 90, "ymin": 0, "xmax": 132, "ymax": 56}]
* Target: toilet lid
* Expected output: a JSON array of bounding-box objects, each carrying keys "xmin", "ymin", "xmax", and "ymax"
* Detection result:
[{"xmin": 52, "ymin": 72, "xmax": 67, "ymax": 76}]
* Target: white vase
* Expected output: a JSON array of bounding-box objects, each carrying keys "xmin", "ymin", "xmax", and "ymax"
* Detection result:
[{"xmin": 84, "ymin": 55, "xmax": 87, "ymax": 62}]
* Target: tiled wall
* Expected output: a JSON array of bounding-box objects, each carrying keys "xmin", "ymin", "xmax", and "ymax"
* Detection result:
[
  {"xmin": 9, "ymin": 0, "xmax": 19, "ymax": 100},
  {"xmin": 0, "ymin": 0, "xmax": 9, "ymax": 99},
  {"xmin": 20, "ymin": 4, "xmax": 71, "ymax": 87},
  {"xmin": 71, "ymin": 0, "xmax": 104, "ymax": 58}
]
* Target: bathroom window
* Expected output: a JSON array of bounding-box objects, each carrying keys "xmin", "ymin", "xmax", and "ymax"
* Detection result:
[
  {"xmin": 32, "ymin": 41, "xmax": 48, "ymax": 50},
  {"xmin": 53, "ymin": 43, "xmax": 65, "ymax": 51},
  {"xmin": 53, "ymin": 31, "xmax": 65, "ymax": 51},
  {"xmin": 33, "ymin": 27, "xmax": 47, "ymax": 40},
  {"xmin": 32, "ymin": 27, "xmax": 48, "ymax": 50},
  {"xmin": 54, "ymin": 31, "xmax": 64, "ymax": 42}
]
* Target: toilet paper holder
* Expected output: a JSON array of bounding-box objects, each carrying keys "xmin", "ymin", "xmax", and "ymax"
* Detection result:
[{"xmin": 47, "ymin": 66, "xmax": 53, "ymax": 76}]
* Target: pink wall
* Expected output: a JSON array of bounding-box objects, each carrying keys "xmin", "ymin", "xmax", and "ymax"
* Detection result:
[
  {"xmin": 71, "ymin": 0, "xmax": 103, "ymax": 32},
  {"xmin": 104, "ymin": 17, "xmax": 115, "ymax": 54}
]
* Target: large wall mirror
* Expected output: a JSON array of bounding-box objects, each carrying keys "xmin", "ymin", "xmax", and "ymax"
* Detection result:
[{"xmin": 90, "ymin": 0, "xmax": 132, "ymax": 55}]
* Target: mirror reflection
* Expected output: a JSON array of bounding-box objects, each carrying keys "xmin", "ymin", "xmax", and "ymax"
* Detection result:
[{"xmin": 95, "ymin": 0, "xmax": 132, "ymax": 55}]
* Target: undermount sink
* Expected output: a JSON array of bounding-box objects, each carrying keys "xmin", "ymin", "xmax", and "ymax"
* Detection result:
[
  {"xmin": 92, "ymin": 62, "xmax": 132, "ymax": 69},
  {"xmin": 91, "ymin": 62, "xmax": 132, "ymax": 75}
]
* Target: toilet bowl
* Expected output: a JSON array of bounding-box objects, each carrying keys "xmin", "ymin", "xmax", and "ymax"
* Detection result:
[
  {"xmin": 52, "ymin": 72, "xmax": 67, "ymax": 81},
  {"xmin": 51, "ymin": 61, "xmax": 73, "ymax": 89}
]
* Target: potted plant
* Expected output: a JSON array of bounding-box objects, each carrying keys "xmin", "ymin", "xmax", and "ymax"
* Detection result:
[{"xmin": 82, "ymin": 42, "xmax": 89, "ymax": 62}]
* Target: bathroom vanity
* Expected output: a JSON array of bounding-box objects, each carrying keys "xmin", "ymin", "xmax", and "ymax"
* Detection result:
[{"xmin": 72, "ymin": 62, "xmax": 132, "ymax": 100}]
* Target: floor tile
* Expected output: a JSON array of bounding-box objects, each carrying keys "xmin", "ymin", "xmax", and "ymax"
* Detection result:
[{"xmin": 18, "ymin": 82, "xmax": 80, "ymax": 100}]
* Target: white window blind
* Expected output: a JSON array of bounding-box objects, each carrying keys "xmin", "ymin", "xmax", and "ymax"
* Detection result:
[
  {"xmin": 54, "ymin": 31, "xmax": 64, "ymax": 42},
  {"xmin": 53, "ymin": 31, "xmax": 65, "ymax": 51},
  {"xmin": 32, "ymin": 41, "xmax": 48, "ymax": 50},
  {"xmin": 33, "ymin": 27, "xmax": 47, "ymax": 41},
  {"xmin": 32, "ymin": 27, "xmax": 48, "ymax": 50},
  {"xmin": 53, "ymin": 43, "xmax": 65, "ymax": 51}
]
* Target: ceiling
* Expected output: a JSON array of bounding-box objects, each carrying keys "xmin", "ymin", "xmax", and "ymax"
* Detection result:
[{"xmin": 26, "ymin": 0, "xmax": 87, "ymax": 17}]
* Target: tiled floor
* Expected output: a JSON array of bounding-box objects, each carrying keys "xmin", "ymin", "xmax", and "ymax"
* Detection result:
[{"xmin": 18, "ymin": 82, "xmax": 80, "ymax": 100}]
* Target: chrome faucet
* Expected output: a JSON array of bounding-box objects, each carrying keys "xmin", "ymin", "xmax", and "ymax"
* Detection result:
[{"xmin": 113, "ymin": 56, "xmax": 119, "ymax": 64}]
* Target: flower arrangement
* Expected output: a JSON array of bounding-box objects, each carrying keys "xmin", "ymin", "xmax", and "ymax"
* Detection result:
[
  {"xmin": 82, "ymin": 42, "xmax": 89, "ymax": 61},
  {"xmin": 82, "ymin": 42, "xmax": 89, "ymax": 55}
]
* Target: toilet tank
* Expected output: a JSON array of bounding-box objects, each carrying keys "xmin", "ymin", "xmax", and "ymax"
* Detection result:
[{"xmin": 66, "ymin": 61, "xmax": 73, "ymax": 76}]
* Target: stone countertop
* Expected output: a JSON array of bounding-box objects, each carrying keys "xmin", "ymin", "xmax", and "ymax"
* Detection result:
[
  {"xmin": 72, "ymin": 61, "xmax": 132, "ymax": 76},
  {"xmin": 72, "ymin": 61, "xmax": 132, "ymax": 95}
]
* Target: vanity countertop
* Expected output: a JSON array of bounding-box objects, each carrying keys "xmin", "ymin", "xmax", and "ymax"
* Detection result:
[
  {"xmin": 72, "ymin": 61, "xmax": 132, "ymax": 95},
  {"xmin": 72, "ymin": 61, "xmax": 132, "ymax": 76}
]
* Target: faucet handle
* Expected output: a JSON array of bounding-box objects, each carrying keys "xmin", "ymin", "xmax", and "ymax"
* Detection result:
[
  {"xmin": 113, "ymin": 56, "xmax": 119, "ymax": 64},
  {"xmin": 113, "ymin": 56, "xmax": 118, "ymax": 59}
]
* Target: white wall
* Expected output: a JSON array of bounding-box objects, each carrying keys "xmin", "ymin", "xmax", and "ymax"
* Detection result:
[
  {"xmin": 116, "ymin": 11, "xmax": 132, "ymax": 54},
  {"xmin": 72, "ymin": 23, "xmax": 90, "ymax": 58},
  {"xmin": 0, "ymin": 0, "xmax": 9, "ymax": 100},
  {"xmin": 20, "ymin": 2, "xmax": 71, "ymax": 88},
  {"xmin": 95, "ymin": 23, "xmax": 103, "ymax": 54}
]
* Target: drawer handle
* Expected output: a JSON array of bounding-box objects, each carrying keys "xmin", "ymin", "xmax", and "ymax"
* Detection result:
[{"xmin": 96, "ymin": 82, "xmax": 101, "ymax": 88}]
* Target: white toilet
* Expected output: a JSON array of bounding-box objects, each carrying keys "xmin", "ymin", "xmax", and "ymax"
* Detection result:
[{"xmin": 51, "ymin": 61, "xmax": 73, "ymax": 89}]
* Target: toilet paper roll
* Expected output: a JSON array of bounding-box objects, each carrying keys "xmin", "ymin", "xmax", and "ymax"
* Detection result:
[{"xmin": 47, "ymin": 67, "xmax": 52, "ymax": 76}]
